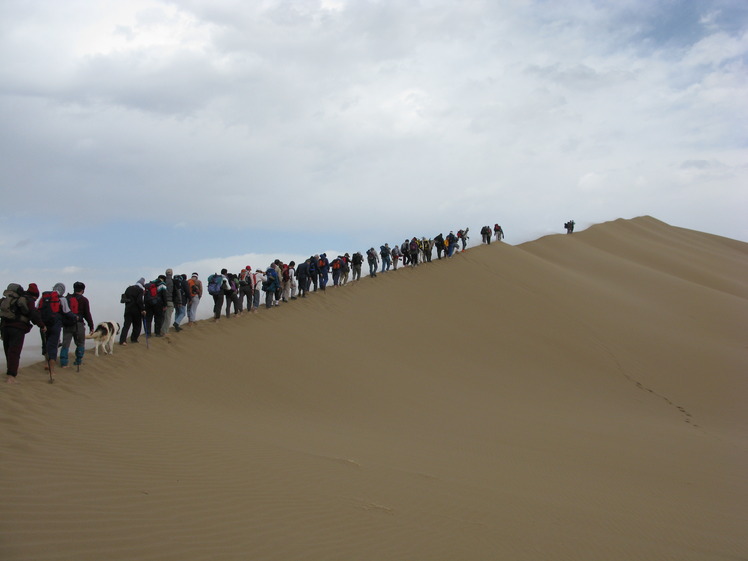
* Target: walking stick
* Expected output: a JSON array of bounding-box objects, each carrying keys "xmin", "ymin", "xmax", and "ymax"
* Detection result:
[
  {"xmin": 41, "ymin": 330, "xmax": 53, "ymax": 383},
  {"xmin": 142, "ymin": 317, "xmax": 150, "ymax": 349}
]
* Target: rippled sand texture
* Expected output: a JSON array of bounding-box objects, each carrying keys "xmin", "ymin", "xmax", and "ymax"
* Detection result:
[{"xmin": 1, "ymin": 216, "xmax": 746, "ymax": 561}]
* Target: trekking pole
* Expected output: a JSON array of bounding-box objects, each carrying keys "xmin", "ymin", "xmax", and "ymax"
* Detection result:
[
  {"xmin": 142, "ymin": 317, "xmax": 150, "ymax": 349},
  {"xmin": 41, "ymin": 331, "xmax": 53, "ymax": 383}
]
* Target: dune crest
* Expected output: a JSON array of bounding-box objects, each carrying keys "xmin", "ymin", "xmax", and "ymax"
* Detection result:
[{"xmin": 1, "ymin": 217, "xmax": 747, "ymax": 561}]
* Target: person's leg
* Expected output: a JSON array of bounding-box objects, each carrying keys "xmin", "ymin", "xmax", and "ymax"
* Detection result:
[
  {"xmin": 59, "ymin": 326, "xmax": 73, "ymax": 367},
  {"xmin": 154, "ymin": 309, "xmax": 164, "ymax": 336},
  {"xmin": 73, "ymin": 322, "xmax": 86, "ymax": 365},
  {"xmin": 162, "ymin": 303, "xmax": 174, "ymax": 335},
  {"xmin": 131, "ymin": 312, "xmax": 142, "ymax": 343},
  {"xmin": 3, "ymin": 326, "xmax": 25, "ymax": 382}
]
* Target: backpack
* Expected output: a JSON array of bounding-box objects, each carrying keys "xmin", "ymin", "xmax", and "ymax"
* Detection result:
[
  {"xmin": 39, "ymin": 291, "xmax": 62, "ymax": 325},
  {"xmin": 143, "ymin": 283, "xmax": 161, "ymax": 305},
  {"xmin": 352, "ymin": 252, "xmax": 363, "ymax": 265},
  {"xmin": 187, "ymin": 278, "xmax": 199, "ymax": 296},
  {"xmin": 409, "ymin": 240, "xmax": 419, "ymax": 252},
  {"xmin": 331, "ymin": 259, "xmax": 341, "ymax": 271},
  {"xmin": 0, "ymin": 292, "xmax": 22, "ymax": 321},
  {"xmin": 318, "ymin": 258, "xmax": 325, "ymax": 269},
  {"xmin": 207, "ymin": 274, "xmax": 223, "ymax": 296},
  {"xmin": 282, "ymin": 265, "xmax": 290, "ymax": 281},
  {"xmin": 62, "ymin": 294, "xmax": 80, "ymax": 327}
]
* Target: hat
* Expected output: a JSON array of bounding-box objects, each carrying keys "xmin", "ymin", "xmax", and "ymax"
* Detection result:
[
  {"xmin": 166, "ymin": 268, "xmax": 173, "ymax": 275},
  {"xmin": 191, "ymin": 273, "xmax": 198, "ymax": 278},
  {"xmin": 26, "ymin": 283, "xmax": 39, "ymax": 297},
  {"xmin": 246, "ymin": 265, "xmax": 251, "ymax": 271},
  {"xmin": 53, "ymin": 282, "xmax": 65, "ymax": 296}
]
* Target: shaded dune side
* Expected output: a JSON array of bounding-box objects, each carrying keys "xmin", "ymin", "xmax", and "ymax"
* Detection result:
[{"xmin": 1, "ymin": 217, "xmax": 747, "ymax": 561}]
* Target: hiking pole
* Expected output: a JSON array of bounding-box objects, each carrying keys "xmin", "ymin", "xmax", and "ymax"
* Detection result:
[
  {"xmin": 142, "ymin": 317, "xmax": 149, "ymax": 349},
  {"xmin": 41, "ymin": 330, "xmax": 53, "ymax": 383}
]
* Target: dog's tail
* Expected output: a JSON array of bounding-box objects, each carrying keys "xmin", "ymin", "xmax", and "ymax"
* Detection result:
[{"xmin": 86, "ymin": 324, "xmax": 107, "ymax": 339}]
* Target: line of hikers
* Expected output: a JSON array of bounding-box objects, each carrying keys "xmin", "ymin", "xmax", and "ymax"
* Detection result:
[
  {"xmin": 1, "ymin": 222, "xmax": 509, "ymax": 384},
  {"xmin": 0, "ymin": 282, "xmax": 94, "ymax": 383}
]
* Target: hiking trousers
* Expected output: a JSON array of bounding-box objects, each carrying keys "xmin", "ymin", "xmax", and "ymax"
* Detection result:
[
  {"xmin": 60, "ymin": 322, "xmax": 86, "ymax": 367},
  {"xmin": 2, "ymin": 324, "xmax": 27, "ymax": 377}
]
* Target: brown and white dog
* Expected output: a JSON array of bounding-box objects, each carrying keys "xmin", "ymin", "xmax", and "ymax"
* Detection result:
[{"xmin": 86, "ymin": 322, "xmax": 120, "ymax": 356}]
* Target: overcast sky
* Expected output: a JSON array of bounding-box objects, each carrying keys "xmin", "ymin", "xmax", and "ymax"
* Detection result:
[{"xmin": 1, "ymin": 0, "xmax": 746, "ymax": 321}]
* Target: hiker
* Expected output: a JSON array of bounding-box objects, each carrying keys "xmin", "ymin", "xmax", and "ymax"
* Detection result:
[
  {"xmin": 1, "ymin": 283, "xmax": 46, "ymax": 384},
  {"xmin": 207, "ymin": 270, "xmax": 229, "ymax": 321},
  {"xmin": 340, "ymin": 254, "xmax": 351, "ymax": 285},
  {"xmin": 172, "ymin": 274, "xmax": 190, "ymax": 330},
  {"xmin": 565, "ymin": 220, "xmax": 575, "ymax": 234},
  {"xmin": 59, "ymin": 281, "xmax": 95, "ymax": 369},
  {"xmin": 422, "ymin": 237, "xmax": 433, "ymax": 262},
  {"xmin": 308, "ymin": 256, "xmax": 319, "ymax": 292},
  {"xmin": 143, "ymin": 275, "xmax": 168, "ymax": 336},
  {"xmin": 457, "ymin": 228, "xmax": 469, "ymax": 251},
  {"xmin": 494, "ymin": 224, "xmax": 504, "ymax": 241},
  {"xmin": 271, "ymin": 261, "xmax": 284, "ymax": 305},
  {"xmin": 253, "ymin": 268, "xmax": 266, "ymax": 309},
  {"xmin": 391, "ymin": 244, "xmax": 401, "ymax": 270},
  {"xmin": 238, "ymin": 267, "xmax": 253, "ymax": 312},
  {"xmin": 296, "ymin": 259, "xmax": 310, "ymax": 298},
  {"xmin": 380, "ymin": 244, "xmax": 391, "ymax": 273},
  {"xmin": 119, "ymin": 278, "xmax": 146, "ymax": 344},
  {"xmin": 351, "ymin": 251, "xmax": 363, "ymax": 281},
  {"xmin": 161, "ymin": 269, "xmax": 181, "ymax": 335},
  {"xmin": 434, "ymin": 233, "xmax": 445, "ymax": 259},
  {"xmin": 330, "ymin": 257, "xmax": 342, "ymax": 287},
  {"xmin": 186, "ymin": 273, "xmax": 202, "ymax": 326},
  {"xmin": 262, "ymin": 266, "xmax": 280, "ymax": 309},
  {"xmin": 446, "ymin": 231, "xmax": 457, "ymax": 257},
  {"xmin": 409, "ymin": 237, "xmax": 420, "ymax": 267},
  {"xmin": 317, "ymin": 254, "xmax": 330, "ymax": 291},
  {"xmin": 366, "ymin": 248, "xmax": 379, "ymax": 277},
  {"xmin": 224, "ymin": 273, "xmax": 240, "ymax": 317},
  {"xmin": 481, "ymin": 225, "xmax": 491, "ymax": 244},
  {"xmin": 401, "ymin": 239, "xmax": 410, "ymax": 266},
  {"xmin": 39, "ymin": 283, "xmax": 75, "ymax": 382}
]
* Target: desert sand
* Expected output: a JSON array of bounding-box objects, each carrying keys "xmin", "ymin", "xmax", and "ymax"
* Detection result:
[{"xmin": 1, "ymin": 216, "xmax": 746, "ymax": 560}]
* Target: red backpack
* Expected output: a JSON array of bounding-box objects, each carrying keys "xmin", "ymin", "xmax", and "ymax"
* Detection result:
[{"xmin": 39, "ymin": 291, "xmax": 61, "ymax": 325}]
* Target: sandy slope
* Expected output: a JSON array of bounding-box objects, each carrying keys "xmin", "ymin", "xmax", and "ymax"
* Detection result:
[{"xmin": 1, "ymin": 216, "xmax": 746, "ymax": 561}]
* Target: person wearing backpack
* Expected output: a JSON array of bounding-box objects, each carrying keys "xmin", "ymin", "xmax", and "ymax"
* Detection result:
[
  {"xmin": 252, "ymin": 268, "xmax": 265, "ymax": 310},
  {"xmin": 224, "ymin": 273, "xmax": 240, "ymax": 318},
  {"xmin": 207, "ymin": 270, "xmax": 229, "ymax": 321},
  {"xmin": 186, "ymin": 273, "xmax": 202, "ymax": 326},
  {"xmin": 296, "ymin": 259, "xmax": 310, "ymax": 297},
  {"xmin": 434, "ymin": 233, "xmax": 445, "ymax": 259},
  {"xmin": 317, "ymin": 254, "xmax": 330, "ymax": 291},
  {"xmin": 262, "ymin": 266, "xmax": 280, "ymax": 309},
  {"xmin": 409, "ymin": 237, "xmax": 420, "ymax": 267},
  {"xmin": 143, "ymin": 276, "xmax": 168, "ymax": 336},
  {"xmin": 351, "ymin": 251, "xmax": 363, "ymax": 281},
  {"xmin": 59, "ymin": 282, "xmax": 95, "ymax": 369},
  {"xmin": 308, "ymin": 256, "xmax": 319, "ymax": 292},
  {"xmin": 380, "ymin": 244, "xmax": 391, "ymax": 273},
  {"xmin": 366, "ymin": 248, "xmax": 379, "ymax": 277},
  {"xmin": 283, "ymin": 261, "xmax": 297, "ymax": 300},
  {"xmin": 172, "ymin": 274, "xmax": 191, "ymax": 330},
  {"xmin": 161, "ymin": 269, "xmax": 182, "ymax": 335},
  {"xmin": 1, "ymin": 283, "xmax": 46, "ymax": 384},
  {"xmin": 119, "ymin": 278, "xmax": 146, "ymax": 345},
  {"xmin": 400, "ymin": 239, "xmax": 410, "ymax": 267},
  {"xmin": 494, "ymin": 223, "xmax": 504, "ymax": 241},
  {"xmin": 340, "ymin": 254, "xmax": 351, "ymax": 285},
  {"xmin": 38, "ymin": 283, "xmax": 75, "ymax": 381}
]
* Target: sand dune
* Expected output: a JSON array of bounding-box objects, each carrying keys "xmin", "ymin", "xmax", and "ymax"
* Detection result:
[{"xmin": 1, "ymin": 216, "xmax": 746, "ymax": 561}]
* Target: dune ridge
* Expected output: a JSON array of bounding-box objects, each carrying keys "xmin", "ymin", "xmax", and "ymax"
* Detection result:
[{"xmin": 1, "ymin": 216, "xmax": 746, "ymax": 561}]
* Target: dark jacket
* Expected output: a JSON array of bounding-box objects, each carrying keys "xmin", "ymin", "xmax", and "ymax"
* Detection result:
[{"xmin": 124, "ymin": 283, "xmax": 145, "ymax": 314}]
